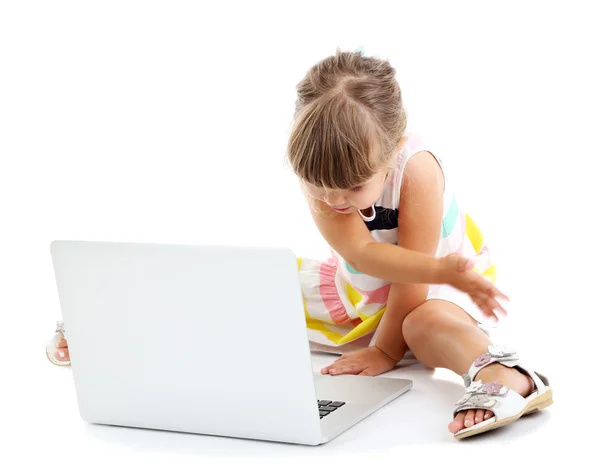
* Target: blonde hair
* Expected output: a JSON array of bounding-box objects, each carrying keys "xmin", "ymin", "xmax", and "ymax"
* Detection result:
[{"xmin": 287, "ymin": 49, "xmax": 407, "ymax": 190}]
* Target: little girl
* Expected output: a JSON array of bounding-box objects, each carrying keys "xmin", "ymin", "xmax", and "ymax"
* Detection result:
[
  {"xmin": 47, "ymin": 49, "xmax": 552, "ymax": 440},
  {"xmin": 287, "ymin": 49, "xmax": 551, "ymax": 439}
]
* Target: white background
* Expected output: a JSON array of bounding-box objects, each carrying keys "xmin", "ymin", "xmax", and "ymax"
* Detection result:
[{"xmin": 1, "ymin": 0, "xmax": 598, "ymax": 464}]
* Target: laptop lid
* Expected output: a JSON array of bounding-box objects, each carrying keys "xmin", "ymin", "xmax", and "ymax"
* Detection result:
[{"xmin": 50, "ymin": 240, "xmax": 322, "ymax": 445}]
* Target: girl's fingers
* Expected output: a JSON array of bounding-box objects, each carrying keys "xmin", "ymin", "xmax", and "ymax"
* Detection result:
[
  {"xmin": 473, "ymin": 287, "xmax": 507, "ymax": 317},
  {"xmin": 487, "ymin": 282, "xmax": 509, "ymax": 301},
  {"xmin": 328, "ymin": 358, "xmax": 366, "ymax": 375},
  {"xmin": 471, "ymin": 291, "xmax": 498, "ymax": 320},
  {"xmin": 488, "ymin": 297, "xmax": 507, "ymax": 316},
  {"xmin": 330, "ymin": 364, "xmax": 361, "ymax": 375}
]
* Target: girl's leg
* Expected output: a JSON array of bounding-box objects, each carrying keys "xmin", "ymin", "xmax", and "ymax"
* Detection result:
[{"xmin": 402, "ymin": 299, "xmax": 534, "ymax": 433}]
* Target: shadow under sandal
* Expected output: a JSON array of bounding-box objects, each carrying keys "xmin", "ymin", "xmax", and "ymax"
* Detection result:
[
  {"xmin": 453, "ymin": 345, "xmax": 553, "ymax": 439},
  {"xmin": 46, "ymin": 320, "xmax": 70, "ymax": 367}
]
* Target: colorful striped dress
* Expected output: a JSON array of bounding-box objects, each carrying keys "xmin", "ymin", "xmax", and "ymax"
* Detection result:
[{"xmin": 297, "ymin": 132, "xmax": 496, "ymax": 350}]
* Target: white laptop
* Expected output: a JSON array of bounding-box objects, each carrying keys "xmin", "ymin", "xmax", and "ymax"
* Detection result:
[{"xmin": 50, "ymin": 240, "xmax": 412, "ymax": 445}]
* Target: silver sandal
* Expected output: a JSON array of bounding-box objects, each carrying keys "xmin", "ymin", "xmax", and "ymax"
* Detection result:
[
  {"xmin": 453, "ymin": 345, "xmax": 552, "ymax": 439},
  {"xmin": 46, "ymin": 320, "xmax": 70, "ymax": 367}
]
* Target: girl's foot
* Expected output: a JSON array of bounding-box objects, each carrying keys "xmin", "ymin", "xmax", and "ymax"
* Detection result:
[
  {"xmin": 448, "ymin": 362, "xmax": 534, "ymax": 433},
  {"xmin": 55, "ymin": 336, "xmax": 70, "ymax": 362},
  {"xmin": 46, "ymin": 321, "xmax": 70, "ymax": 366}
]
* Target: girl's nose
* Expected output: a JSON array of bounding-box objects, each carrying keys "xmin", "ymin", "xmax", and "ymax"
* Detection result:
[{"xmin": 324, "ymin": 191, "xmax": 346, "ymax": 207}]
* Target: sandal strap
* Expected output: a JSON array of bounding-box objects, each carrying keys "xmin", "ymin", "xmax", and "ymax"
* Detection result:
[
  {"xmin": 461, "ymin": 345, "xmax": 549, "ymax": 397},
  {"xmin": 453, "ymin": 381, "xmax": 527, "ymax": 419},
  {"xmin": 461, "ymin": 345, "xmax": 519, "ymax": 387},
  {"xmin": 56, "ymin": 320, "xmax": 66, "ymax": 337}
]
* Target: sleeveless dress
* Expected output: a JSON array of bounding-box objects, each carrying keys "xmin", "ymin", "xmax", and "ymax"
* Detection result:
[{"xmin": 297, "ymin": 132, "xmax": 496, "ymax": 350}]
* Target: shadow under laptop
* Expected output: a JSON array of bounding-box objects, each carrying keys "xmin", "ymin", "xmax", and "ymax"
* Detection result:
[{"xmin": 84, "ymin": 362, "xmax": 552, "ymax": 455}]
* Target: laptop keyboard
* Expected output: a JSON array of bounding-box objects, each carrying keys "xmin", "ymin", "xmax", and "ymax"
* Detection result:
[{"xmin": 318, "ymin": 400, "xmax": 346, "ymax": 419}]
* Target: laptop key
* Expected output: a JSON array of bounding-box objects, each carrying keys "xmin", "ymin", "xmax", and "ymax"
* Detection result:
[
  {"xmin": 320, "ymin": 406, "xmax": 336, "ymax": 412},
  {"xmin": 319, "ymin": 410, "xmax": 330, "ymax": 416},
  {"xmin": 318, "ymin": 400, "xmax": 332, "ymax": 406},
  {"xmin": 329, "ymin": 401, "xmax": 345, "ymax": 408}
]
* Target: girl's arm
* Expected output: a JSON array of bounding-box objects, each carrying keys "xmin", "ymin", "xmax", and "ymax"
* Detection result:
[
  {"xmin": 308, "ymin": 197, "xmax": 443, "ymax": 284},
  {"xmin": 372, "ymin": 151, "xmax": 445, "ymax": 361},
  {"xmin": 306, "ymin": 162, "xmax": 507, "ymax": 317}
]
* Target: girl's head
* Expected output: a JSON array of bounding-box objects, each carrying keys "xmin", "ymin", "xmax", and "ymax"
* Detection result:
[{"xmin": 287, "ymin": 49, "xmax": 407, "ymax": 213}]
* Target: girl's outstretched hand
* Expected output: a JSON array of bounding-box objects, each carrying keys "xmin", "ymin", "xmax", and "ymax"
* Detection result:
[{"xmin": 439, "ymin": 254, "xmax": 508, "ymax": 321}]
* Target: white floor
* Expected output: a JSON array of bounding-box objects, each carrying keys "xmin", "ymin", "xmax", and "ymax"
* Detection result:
[{"xmin": 7, "ymin": 334, "xmax": 580, "ymax": 466}]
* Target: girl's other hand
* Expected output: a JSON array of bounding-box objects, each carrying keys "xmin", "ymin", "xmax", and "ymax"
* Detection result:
[{"xmin": 440, "ymin": 254, "xmax": 508, "ymax": 321}]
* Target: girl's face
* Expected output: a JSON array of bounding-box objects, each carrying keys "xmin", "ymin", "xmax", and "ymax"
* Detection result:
[{"xmin": 303, "ymin": 167, "xmax": 389, "ymax": 214}]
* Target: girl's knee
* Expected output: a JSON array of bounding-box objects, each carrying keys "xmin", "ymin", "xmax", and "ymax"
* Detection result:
[{"xmin": 402, "ymin": 302, "xmax": 445, "ymax": 344}]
